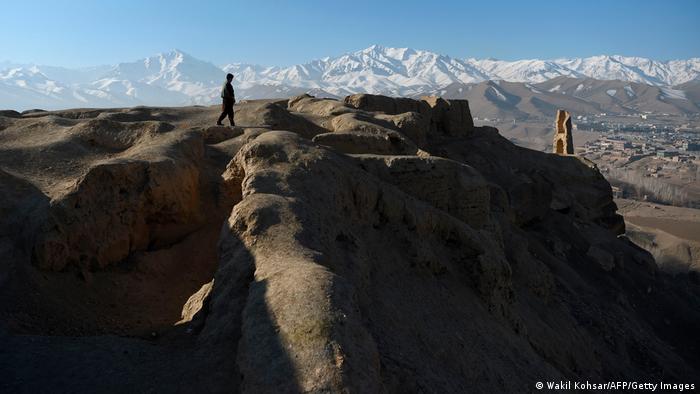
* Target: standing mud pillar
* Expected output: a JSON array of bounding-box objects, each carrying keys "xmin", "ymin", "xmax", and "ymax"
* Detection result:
[{"xmin": 552, "ymin": 109, "xmax": 574, "ymax": 155}]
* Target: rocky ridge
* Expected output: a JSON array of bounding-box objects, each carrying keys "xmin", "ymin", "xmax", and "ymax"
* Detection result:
[{"xmin": 0, "ymin": 95, "xmax": 698, "ymax": 392}]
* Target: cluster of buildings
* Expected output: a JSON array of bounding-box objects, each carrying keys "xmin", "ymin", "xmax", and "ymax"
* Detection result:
[
  {"xmin": 576, "ymin": 118, "xmax": 677, "ymax": 134},
  {"xmin": 576, "ymin": 118, "xmax": 700, "ymax": 187},
  {"xmin": 581, "ymin": 135, "xmax": 700, "ymax": 164},
  {"xmin": 546, "ymin": 111, "xmax": 699, "ymax": 205}
]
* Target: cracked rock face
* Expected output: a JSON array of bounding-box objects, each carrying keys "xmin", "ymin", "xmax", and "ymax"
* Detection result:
[
  {"xmin": 34, "ymin": 131, "xmax": 205, "ymax": 271},
  {"xmin": 0, "ymin": 96, "xmax": 698, "ymax": 393}
]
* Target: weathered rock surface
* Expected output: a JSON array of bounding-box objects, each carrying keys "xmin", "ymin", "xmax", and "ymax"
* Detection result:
[
  {"xmin": 0, "ymin": 97, "xmax": 698, "ymax": 393},
  {"xmin": 31, "ymin": 127, "xmax": 205, "ymax": 271},
  {"xmin": 201, "ymin": 125, "xmax": 243, "ymax": 144},
  {"xmin": 375, "ymin": 111, "xmax": 430, "ymax": 147},
  {"xmin": 0, "ymin": 110, "xmax": 21, "ymax": 118},
  {"xmin": 344, "ymin": 93, "xmax": 428, "ymax": 115},
  {"xmin": 234, "ymin": 100, "xmax": 326, "ymax": 138},
  {"xmin": 352, "ymin": 154, "xmax": 491, "ymax": 228},
  {"xmin": 345, "ymin": 93, "xmax": 474, "ymax": 136},
  {"xmin": 421, "ymin": 95, "xmax": 474, "ymax": 135},
  {"xmin": 288, "ymin": 94, "xmax": 356, "ymax": 117}
]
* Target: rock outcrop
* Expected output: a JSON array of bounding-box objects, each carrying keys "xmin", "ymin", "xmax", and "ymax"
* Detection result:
[
  {"xmin": 344, "ymin": 93, "xmax": 474, "ymax": 137},
  {"xmin": 0, "ymin": 110, "xmax": 21, "ymax": 118},
  {"xmin": 32, "ymin": 127, "xmax": 206, "ymax": 271},
  {"xmin": 0, "ymin": 96, "xmax": 698, "ymax": 393},
  {"xmin": 352, "ymin": 155, "xmax": 491, "ymax": 228}
]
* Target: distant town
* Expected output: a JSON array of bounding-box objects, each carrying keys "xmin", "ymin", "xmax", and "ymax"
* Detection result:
[
  {"xmin": 484, "ymin": 112, "xmax": 700, "ymax": 208},
  {"xmin": 576, "ymin": 113, "xmax": 700, "ymax": 207}
]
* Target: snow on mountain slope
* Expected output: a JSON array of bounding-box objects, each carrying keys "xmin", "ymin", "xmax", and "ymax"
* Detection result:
[
  {"xmin": 1, "ymin": 67, "xmax": 67, "ymax": 95},
  {"xmin": 0, "ymin": 66, "xmax": 89, "ymax": 108},
  {"xmin": 556, "ymin": 56, "xmax": 671, "ymax": 85},
  {"xmin": 100, "ymin": 50, "xmax": 223, "ymax": 103},
  {"xmin": 223, "ymin": 47, "xmax": 700, "ymax": 92},
  {"xmin": 1, "ymin": 46, "xmax": 699, "ymax": 111},
  {"xmin": 468, "ymin": 55, "xmax": 700, "ymax": 86},
  {"xmin": 668, "ymin": 59, "xmax": 700, "ymax": 86},
  {"xmin": 467, "ymin": 58, "xmax": 583, "ymax": 83},
  {"xmin": 223, "ymin": 45, "xmax": 491, "ymax": 96}
]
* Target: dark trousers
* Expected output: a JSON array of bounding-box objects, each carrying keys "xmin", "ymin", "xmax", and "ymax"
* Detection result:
[{"xmin": 217, "ymin": 98, "xmax": 235, "ymax": 126}]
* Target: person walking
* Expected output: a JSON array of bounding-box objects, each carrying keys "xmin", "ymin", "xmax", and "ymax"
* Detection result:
[{"xmin": 216, "ymin": 73, "xmax": 236, "ymax": 126}]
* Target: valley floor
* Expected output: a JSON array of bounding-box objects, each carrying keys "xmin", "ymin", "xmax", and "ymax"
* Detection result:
[{"xmin": 616, "ymin": 198, "xmax": 700, "ymax": 273}]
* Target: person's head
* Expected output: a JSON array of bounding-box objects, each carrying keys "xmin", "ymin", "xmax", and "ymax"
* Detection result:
[{"xmin": 226, "ymin": 73, "xmax": 234, "ymax": 82}]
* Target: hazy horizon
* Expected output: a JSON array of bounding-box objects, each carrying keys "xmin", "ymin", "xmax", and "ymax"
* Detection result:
[{"xmin": 2, "ymin": 45, "xmax": 700, "ymax": 70}]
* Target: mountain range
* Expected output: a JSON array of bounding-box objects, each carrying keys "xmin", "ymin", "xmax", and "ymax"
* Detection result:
[{"xmin": 2, "ymin": 45, "xmax": 699, "ymax": 114}]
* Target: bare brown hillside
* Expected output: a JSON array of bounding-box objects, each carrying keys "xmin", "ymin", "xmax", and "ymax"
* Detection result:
[{"xmin": 0, "ymin": 96, "xmax": 698, "ymax": 393}]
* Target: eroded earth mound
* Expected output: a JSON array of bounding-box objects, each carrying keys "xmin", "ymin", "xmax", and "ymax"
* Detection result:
[{"xmin": 1, "ymin": 96, "xmax": 698, "ymax": 393}]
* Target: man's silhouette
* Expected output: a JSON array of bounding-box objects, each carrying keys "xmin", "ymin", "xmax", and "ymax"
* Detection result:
[{"xmin": 217, "ymin": 73, "xmax": 236, "ymax": 126}]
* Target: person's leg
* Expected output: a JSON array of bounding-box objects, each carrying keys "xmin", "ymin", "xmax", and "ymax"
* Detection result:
[
  {"xmin": 216, "ymin": 102, "xmax": 227, "ymax": 125},
  {"xmin": 227, "ymin": 105, "xmax": 235, "ymax": 126}
]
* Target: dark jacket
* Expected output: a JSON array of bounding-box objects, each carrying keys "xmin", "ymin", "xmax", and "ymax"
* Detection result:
[{"xmin": 221, "ymin": 82, "xmax": 235, "ymax": 101}]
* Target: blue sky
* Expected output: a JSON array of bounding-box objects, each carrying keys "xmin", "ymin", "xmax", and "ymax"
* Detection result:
[{"xmin": 1, "ymin": 0, "xmax": 698, "ymax": 67}]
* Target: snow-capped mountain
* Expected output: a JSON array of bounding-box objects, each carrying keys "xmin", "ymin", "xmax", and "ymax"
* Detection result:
[
  {"xmin": 224, "ymin": 46, "xmax": 492, "ymax": 96},
  {"xmin": 1, "ymin": 46, "xmax": 699, "ymax": 111},
  {"xmin": 0, "ymin": 66, "xmax": 111, "ymax": 110},
  {"xmin": 92, "ymin": 50, "xmax": 225, "ymax": 105},
  {"xmin": 466, "ymin": 58, "xmax": 584, "ymax": 84},
  {"xmin": 222, "ymin": 46, "xmax": 700, "ymax": 92},
  {"xmin": 223, "ymin": 46, "xmax": 487, "ymax": 97}
]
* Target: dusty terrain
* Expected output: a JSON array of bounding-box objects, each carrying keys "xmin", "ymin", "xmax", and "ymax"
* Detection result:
[
  {"xmin": 616, "ymin": 198, "xmax": 700, "ymax": 274},
  {"xmin": 1, "ymin": 95, "xmax": 699, "ymax": 393}
]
